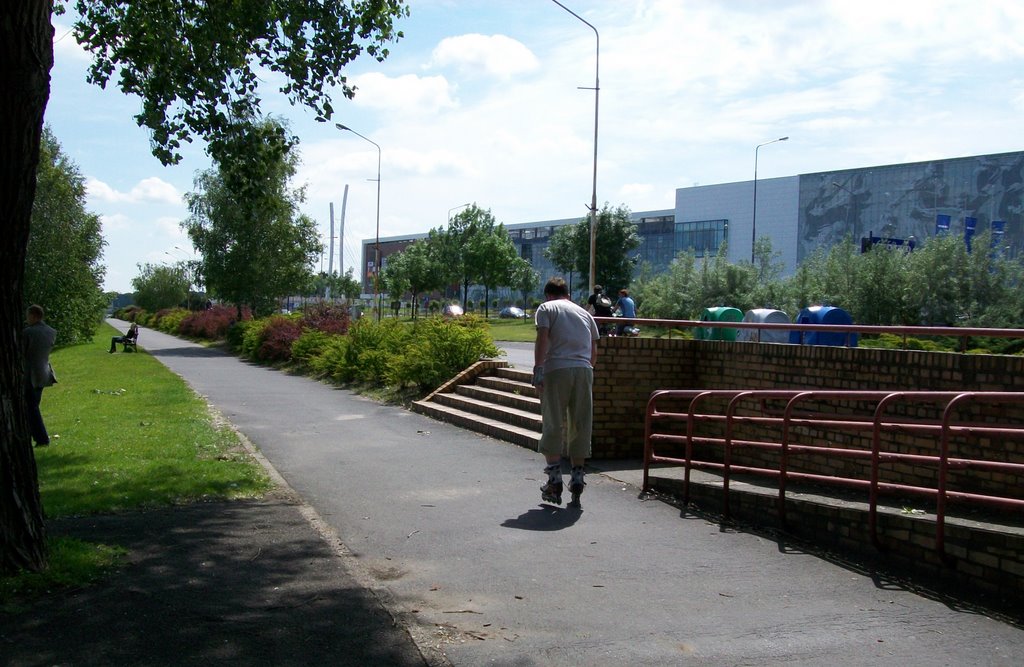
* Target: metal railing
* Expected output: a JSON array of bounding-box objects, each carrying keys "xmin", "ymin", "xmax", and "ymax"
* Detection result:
[
  {"xmin": 595, "ymin": 316, "xmax": 1024, "ymax": 350},
  {"xmin": 642, "ymin": 389, "xmax": 1024, "ymax": 557}
]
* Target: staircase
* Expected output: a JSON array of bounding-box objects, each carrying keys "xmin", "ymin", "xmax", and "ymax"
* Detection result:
[{"xmin": 412, "ymin": 362, "xmax": 542, "ymax": 449}]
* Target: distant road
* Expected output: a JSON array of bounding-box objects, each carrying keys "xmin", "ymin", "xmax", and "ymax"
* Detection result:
[{"xmin": 497, "ymin": 341, "xmax": 532, "ymax": 368}]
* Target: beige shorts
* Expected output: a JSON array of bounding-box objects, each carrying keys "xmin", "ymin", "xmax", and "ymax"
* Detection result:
[{"xmin": 538, "ymin": 366, "xmax": 593, "ymax": 460}]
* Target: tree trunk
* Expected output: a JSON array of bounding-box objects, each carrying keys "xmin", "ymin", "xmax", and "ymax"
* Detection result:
[{"xmin": 0, "ymin": 0, "xmax": 54, "ymax": 574}]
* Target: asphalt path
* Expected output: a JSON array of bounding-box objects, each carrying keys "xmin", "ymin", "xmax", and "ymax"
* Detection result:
[{"xmin": 124, "ymin": 322, "xmax": 1023, "ymax": 666}]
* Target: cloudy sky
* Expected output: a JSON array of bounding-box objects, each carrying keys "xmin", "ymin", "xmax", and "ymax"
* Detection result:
[{"xmin": 45, "ymin": 0, "xmax": 1024, "ymax": 292}]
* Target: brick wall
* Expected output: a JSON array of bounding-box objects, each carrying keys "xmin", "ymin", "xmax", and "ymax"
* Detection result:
[
  {"xmin": 593, "ymin": 338, "xmax": 1024, "ymax": 489},
  {"xmin": 595, "ymin": 336, "xmax": 1024, "ymax": 603}
]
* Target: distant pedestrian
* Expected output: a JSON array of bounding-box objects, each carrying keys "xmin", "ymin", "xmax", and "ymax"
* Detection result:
[
  {"xmin": 586, "ymin": 285, "xmax": 614, "ymax": 336},
  {"xmin": 533, "ymin": 277, "xmax": 600, "ymax": 508},
  {"xmin": 615, "ymin": 289, "xmax": 636, "ymax": 336},
  {"xmin": 109, "ymin": 322, "xmax": 139, "ymax": 353},
  {"xmin": 22, "ymin": 304, "xmax": 58, "ymax": 447}
]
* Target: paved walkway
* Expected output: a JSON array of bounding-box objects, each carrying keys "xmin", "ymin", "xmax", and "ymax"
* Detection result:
[{"xmin": 56, "ymin": 323, "xmax": 1024, "ymax": 664}]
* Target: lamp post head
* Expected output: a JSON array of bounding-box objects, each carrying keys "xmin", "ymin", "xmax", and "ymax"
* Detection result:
[
  {"xmin": 779, "ymin": 136, "xmax": 789, "ymax": 141},
  {"xmin": 335, "ymin": 123, "xmax": 350, "ymax": 131}
]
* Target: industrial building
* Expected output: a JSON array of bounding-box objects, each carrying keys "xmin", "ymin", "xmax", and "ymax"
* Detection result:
[{"xmin": 361, "ymin": 150, "xmax": 1024, "ymax": 299}]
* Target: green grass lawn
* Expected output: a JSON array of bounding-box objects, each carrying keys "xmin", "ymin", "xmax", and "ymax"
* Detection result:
[
  {"xmin": 486, "ymin": 317, "xmax": 537, "ymax": 342},
  {"xmin": 1, "ymin": 322, "xmax": 270, "ymax": 604},
  {"xmin": 38, "ymin": 323, "xmax": 269, "ymax": 517}
]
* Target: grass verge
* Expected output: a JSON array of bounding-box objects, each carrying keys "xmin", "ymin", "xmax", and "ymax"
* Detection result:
[
  {"xmin": 2, "ymin": 322, "xmax": 270, "ymax": 605},
  {"xmin": 486, "ymin": 317, "xmax": 536, "ymax": 342}
]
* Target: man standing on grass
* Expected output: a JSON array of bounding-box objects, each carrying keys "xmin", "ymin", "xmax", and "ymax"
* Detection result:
[
  {"xmin": 532, "ymin": 277, "xmax": 600, "ymax": 509},
  {"xmin": 22, "ymin": 304, "xmax": 57, "ymax": 447}
]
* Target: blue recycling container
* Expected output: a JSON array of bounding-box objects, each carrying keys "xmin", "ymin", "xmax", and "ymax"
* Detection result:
[{"xmin": 789, "ymin": 306, "xmax": 858, "ymax": 347}]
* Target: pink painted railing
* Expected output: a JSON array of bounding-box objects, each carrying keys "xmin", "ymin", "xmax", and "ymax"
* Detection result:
[{"xmin": 642, "ymin": 389, "xmax": 1024, "ymax": 557}]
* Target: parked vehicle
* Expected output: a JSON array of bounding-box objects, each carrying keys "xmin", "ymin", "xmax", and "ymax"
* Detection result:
[{"xmin": 498, "ymin": 306, "xmax": 527, "ymax": 319}]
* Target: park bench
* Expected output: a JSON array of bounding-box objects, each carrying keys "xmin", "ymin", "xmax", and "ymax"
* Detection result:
[{"xmin": 120, "ymin": 327, "xmax": 139, "ymax": 352}]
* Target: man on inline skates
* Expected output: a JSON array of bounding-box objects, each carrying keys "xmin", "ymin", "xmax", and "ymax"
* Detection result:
[{"xmin": 532, "ymin": 277, "xmax": 600, "ymax": 509}]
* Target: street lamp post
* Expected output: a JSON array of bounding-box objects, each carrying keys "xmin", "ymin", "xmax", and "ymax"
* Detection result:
[
  {"xmin": 336, "ymin": 123, "xmax": 382, "ymax": 321},
  {"xmin": 448, "ymin": 203, "xmax": 471, "ymax": 223},
  {"xmin": 751, "ymin": 136, "xmax": 788, "ymax": 263},
  {"xmin": 551, "ymin": 0, "xmax": 599, "ymax": 291}
]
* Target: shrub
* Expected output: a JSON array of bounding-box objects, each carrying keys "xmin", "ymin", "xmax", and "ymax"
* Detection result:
[
  {"xmin": 256, "ymin": 315, "xmax": 303, "ymax": 363},
  {"xmin": 307, "ymin": 334, "xmax": 349, "ymax": 379},
  {"xmin": 291, "ymin": 329, "xmax": 332, "ymax": 369},
  {"xmin": 115, "ymin": 305, "xmax": 143, "ymax": 322},
  {"xmin": 154, "ymin": 307, "xmax": 190, "ymax": 335},
  {"xmin": 342, "ymin": 318, "xmax": 412, "ymax": 383},
  {"xmin": 180, "ymin": 305, "xmax": 245, "ymax": 341},
  {"xmin": 301, "ymin": 302, "xmax": 350, "ymax": 335},
  {"xmin": 390, "ymin": 315, "xmax": 501, "ymax": 390},
  {"xmin": 235, "ymin": 318, "xmax": 269, "ymax": 358}
]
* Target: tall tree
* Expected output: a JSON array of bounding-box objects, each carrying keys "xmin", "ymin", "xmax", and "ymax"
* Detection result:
[
  {"xmin": 131, "ymin": 263, "xmax": 189, "ymax": 313},
  {"xmin": 431, "ymin": 203, "xmax": 494, "ymax": 309},
  {"xmin": 1, "ymin": 0, "xmax": 55, "ymax": 575},
  {"xmin": 25, "ymin": 127, "xmax": 107, "ymax": 345},
  {"xmin": 544, "ymin": 224, "xmax": 581, "ymax": 293},
  {"xmin": 564, "ymin": 204, "xmax": 641, "ymax": 293},
  {"xmin": 2, "ymin": 0, "xmax": 407, "ymax": 573},
  {"xmin": 184, "ymin": 118, "xmax": 323, "ymax": 317},
  {"xmin": 385, "ymin": 241, "xmax": 443, "ymax": 319},
  {"xmin": 475, "ymin": 226, "xmax": 526, "ymax": 318}
]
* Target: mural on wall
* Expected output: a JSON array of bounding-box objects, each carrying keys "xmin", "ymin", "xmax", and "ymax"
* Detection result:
[{"xmin": 797, "ymin": 151, "xmax": 1024, "ymax": 263}]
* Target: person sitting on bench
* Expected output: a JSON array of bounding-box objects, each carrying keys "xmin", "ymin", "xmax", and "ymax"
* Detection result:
[{"xmin": 109, "ymin": 322, "xmax": 139, "ymax": 353}]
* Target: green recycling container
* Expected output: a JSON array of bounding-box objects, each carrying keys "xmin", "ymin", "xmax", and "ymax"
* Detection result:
[{"xmin": 696, "ymin": 306, "xmax": 743, "ymax": 341}]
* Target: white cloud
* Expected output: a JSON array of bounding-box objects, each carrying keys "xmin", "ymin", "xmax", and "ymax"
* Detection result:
[
  {"xmin": 52, "ymin": 22, "xmax": 91, "ymax": 63},
  {"xmin": 87, "ymin": 177, "xmax": 182, "ymax": 205},
  {"xmin": 154, "ymin": 216, "xmax": 186, "ymax": 238},
  {"xmin": 430, "ymin": 34, "xmax": 539, "ymax": 79},
  {"xmin": 349, "ymin": 72, "xmax": 457, "ymax": 113},
  {"xmin": 100, "ymin": 213, "xmax": 132, "ymax": 233}
]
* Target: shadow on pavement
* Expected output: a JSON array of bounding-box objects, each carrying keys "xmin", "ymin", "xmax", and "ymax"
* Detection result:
[
  {"xmin": 148, "ymin": 346, "xmax": 231, "ymax": 359},
  {"xmin": 501, "ymin": 505, "xmax": 583, "ymax": 531},
  {"xmin": 0, "ymin": 499, "xmax": 427, "ymax": 667}
]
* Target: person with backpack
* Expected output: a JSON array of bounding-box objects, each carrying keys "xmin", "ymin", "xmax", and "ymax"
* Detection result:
[{"xmin": 586, "ymin": 285, "xmax": 614, "ymax": 336}]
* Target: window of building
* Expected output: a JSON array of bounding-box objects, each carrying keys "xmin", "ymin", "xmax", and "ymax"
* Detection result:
[{"xmin": 675, "ymin": 219, "xmax": 729, "ymax": 257}]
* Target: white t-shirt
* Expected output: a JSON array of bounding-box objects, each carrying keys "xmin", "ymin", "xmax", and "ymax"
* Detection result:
[{"xmin": 535, "ymin": 298, "xmax": 600, "ymax": 372}]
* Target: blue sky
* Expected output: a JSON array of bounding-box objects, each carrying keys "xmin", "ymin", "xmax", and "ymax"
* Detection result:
[{"xmin": 45, "ymin": 0, "xmax": 1024, "ymax": 292}]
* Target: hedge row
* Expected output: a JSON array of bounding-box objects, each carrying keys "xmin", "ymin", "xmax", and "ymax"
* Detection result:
[
  {"xmin": 231, "ymin": 314, "xmax": 500, "ymax": 391},
  {"xmin": 114, "ymin": 303, "xmax": 500, "ymax": 392}
]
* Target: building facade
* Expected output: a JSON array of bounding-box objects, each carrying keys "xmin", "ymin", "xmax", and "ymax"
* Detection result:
[{"xmin": 362, "ymin": 150, "xmax": 1024, "ymax": 298}]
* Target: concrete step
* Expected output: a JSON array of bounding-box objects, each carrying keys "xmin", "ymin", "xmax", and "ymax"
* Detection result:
[
  {"xmin": 477, "ymin": 375, "xmax": 538, "ymax": 398},
  {"xmin": 457, "ymin": 384, "xmax": 541, "ymax": 414},
  {"xmin": 431, "ymin": 392, "xmax": 543, "ymax": 431},
  {"xmin": 496, "ymin": 367, "xmax": 534, "ymax": 383},
  {"xmin": 412, "ymin": 399, "xmax": 541, "ymax": 450}
]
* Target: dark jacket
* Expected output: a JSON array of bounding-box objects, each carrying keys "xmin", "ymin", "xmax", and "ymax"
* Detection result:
[{"xmin": 22, "ymin": 321, "xmax": 57, "ymax": 388}]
